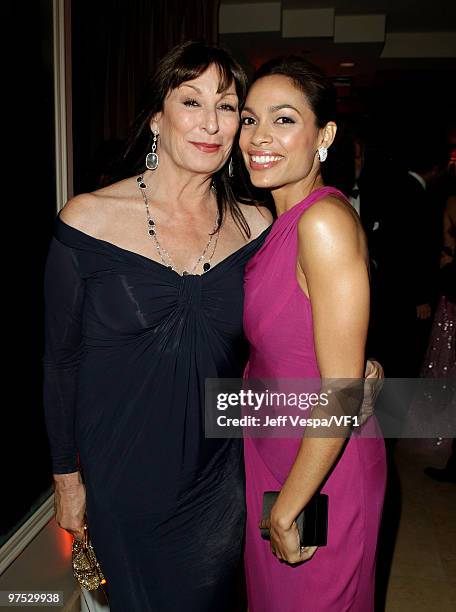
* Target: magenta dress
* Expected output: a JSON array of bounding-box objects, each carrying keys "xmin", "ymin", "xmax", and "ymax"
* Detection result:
[{"xmin": 243, "ymin": 187, "xmax": 387, "ymax": 612}]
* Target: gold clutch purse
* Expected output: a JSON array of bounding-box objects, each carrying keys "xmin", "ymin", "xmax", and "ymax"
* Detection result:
[{"xmin": 71, "ymin": 518, "xmax": 106, "ymax": 591}]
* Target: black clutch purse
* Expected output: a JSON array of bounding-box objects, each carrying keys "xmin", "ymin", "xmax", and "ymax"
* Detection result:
[{"xmin": 261, "ymin": 491, "xmax": 328, "ymax": 547}]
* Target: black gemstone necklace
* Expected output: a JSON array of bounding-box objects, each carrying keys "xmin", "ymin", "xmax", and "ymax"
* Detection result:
[{"xmin": 137, "ymin": 174, "xmax": 220, "ymax": 276}]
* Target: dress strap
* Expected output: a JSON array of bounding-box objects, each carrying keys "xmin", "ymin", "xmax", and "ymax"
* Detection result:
[
  {"xmin": 276, "ymin": 186, "xmax": 349, "ymax": 229},
  {"xmin": 243, "ymin": 186, "xmax": 349, "ymax": 342}
]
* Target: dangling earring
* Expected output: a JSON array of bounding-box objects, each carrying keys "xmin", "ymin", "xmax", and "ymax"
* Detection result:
[
  {"xmin": 317, "ymin": 146, "xmax": 328, "ymax": 162},
  {"xmin": 146, "ymin": 131, "xmax": 159, "ymax": 170},
  {"xmin": 228, "ymin": 157, "xmax": 234, "ymax": 178}
]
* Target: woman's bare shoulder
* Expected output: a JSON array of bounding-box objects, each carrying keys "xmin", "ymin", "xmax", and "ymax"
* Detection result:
[
  {"xmin": 297, "ymin": 195, "xmax": 366, "ymax": 258},
  {"xmin": 59, "ymin": 176, "xmax": 137, "ymax": 234},
  {"xmin": 59, "ymin": 193, "xmax": 102, "ymax": 234},
  {"xmin": 298, "ymin": 195, "xmax": 360, "ymax": 234}
]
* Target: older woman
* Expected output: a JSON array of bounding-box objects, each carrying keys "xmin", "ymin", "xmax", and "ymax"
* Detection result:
[
  {"xmin": 44, "ymin": 41, "xmax": 271, "ymax": 612},
  {"xmin": 240, "ymin": 57, "xmax": 386, "ymax": 611},
  {"xmin": 44, "ymin": 42, "xmax": 382, "ymax": 611}
]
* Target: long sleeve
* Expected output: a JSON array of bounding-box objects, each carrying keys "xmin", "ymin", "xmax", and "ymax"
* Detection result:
[{"xmin": 43, "ymin": 236, "xmax": 85, "ymax": 474}]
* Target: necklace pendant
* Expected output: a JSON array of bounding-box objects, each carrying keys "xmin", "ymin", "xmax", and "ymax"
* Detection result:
[{"xmin": 138, "ymin": 174, "xmax": 219, "ymax": 279}]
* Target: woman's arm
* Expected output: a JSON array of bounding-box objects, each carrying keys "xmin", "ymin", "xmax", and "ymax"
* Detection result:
[
  {"xmin": 266, "ymin": 197, "xmax": 370, "ymax": 563},
  {"xmin": 43, "ymin": 234, "xmax": 87, "ymax": 538}
]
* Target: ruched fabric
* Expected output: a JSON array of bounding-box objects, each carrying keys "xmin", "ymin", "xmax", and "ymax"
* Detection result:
[{"xmin": 43, "ymin": 214, "xmax": 270, "ymax": 611}]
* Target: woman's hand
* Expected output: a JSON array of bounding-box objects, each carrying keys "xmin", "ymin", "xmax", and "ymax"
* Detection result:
[
  {"xmin": 259, "ymin": 515, "xmax": 318, "ymax": 565},
  {"xmin": 359, "ymin": 359, "xmax": 384, "ymax": 425},
  {"xmin": 53, "ymin": 472, "xmax": 86, "ymax": 540}
]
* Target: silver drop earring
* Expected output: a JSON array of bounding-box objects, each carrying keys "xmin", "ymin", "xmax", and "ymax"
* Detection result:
[
  {"xmin": 317, "ymin": 146, "xmax": 328, "ymax": 163},
  {"xmin": 228, "ymin": 157, "xmax": 234, "ymax": 178},
  {"xmin": 146, "ymin": 131, "xmax": 159, "ymax": 170}
]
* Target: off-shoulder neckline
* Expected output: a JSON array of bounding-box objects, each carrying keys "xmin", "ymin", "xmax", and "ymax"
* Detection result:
[{"xmin": 55, "ymin": 214, "xmax": 272, "ymax": 278}]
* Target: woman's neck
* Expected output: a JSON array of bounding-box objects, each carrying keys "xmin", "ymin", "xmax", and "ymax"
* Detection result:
[
  {"xmin": 142, "ymin": 158, "xmax": 215, "ymax": 215},
  {"xmin": 272, "ymin": 174, "xmax": 325, "ymax": 217}
]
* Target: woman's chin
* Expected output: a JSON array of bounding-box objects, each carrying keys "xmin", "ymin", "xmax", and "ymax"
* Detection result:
[
  {"xmin": 249, "ymin": 174, "xmax": 279, "ymax": 190},
  {"xmin": 185, "ymin": 163, "xmax": 224, "ymax": 175}
]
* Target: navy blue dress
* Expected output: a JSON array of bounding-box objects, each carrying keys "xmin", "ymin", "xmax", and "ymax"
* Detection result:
[{"xmin": 43, "ymin": 214, "xmax": 270, "ymax": 611}]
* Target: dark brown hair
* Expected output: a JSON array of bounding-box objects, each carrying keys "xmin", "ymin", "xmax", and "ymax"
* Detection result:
[
  {"xmin": 120, "ymin": 40, "xmax": 251, "ymax": 236},
  {"xmin": 250, "ymin": 56, "xmax": 337, "ymax": 128},
  {"xmin": 231, "ymin": 56, "xmax": 338, "ymax": 209}
]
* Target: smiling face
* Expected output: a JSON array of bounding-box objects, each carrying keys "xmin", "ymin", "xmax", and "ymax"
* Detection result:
[
  {"xmin": 152, "ymin": 64, "xmax": 240, "ymax": 176},
  {"xmin": 240, "ymin": 74, "xmax": 336, "ymax": 192}
]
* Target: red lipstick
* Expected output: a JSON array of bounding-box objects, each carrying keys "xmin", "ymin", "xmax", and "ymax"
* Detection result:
[{"xmin": 190, "ymin": 142, "xmax": 222, "ymax": 153}]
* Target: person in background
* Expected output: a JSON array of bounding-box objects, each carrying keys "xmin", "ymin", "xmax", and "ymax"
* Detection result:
[
  {"xmin": 323, "ymin": 129, "xmax": 384, "ymax": 266},
  {"xmin": 424, "ymin": 183, "xmax": 456, "ymax": 484},
  {"xmin": 327, "ymin": 130, "xmax": 385, "ymax": 358},
  {"xmin": 377, "ymin": 143, "xmax": 448, "ymax": 376},
  {"xmin": 348, "ymin": 134, "xmax": 383, "ymax": 259}
]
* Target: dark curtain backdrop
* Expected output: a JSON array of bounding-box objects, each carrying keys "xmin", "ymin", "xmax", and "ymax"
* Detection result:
[
  {"xmin": 72, "ymin": 0, "xmax": 220, "ymax": 193},
  {"xmin": 1, "ymin": 0, "xmax": 55, "ymax": 547}
]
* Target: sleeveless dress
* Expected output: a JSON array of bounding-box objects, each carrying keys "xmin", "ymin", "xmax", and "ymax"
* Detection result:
[
  {"xmin": 43, "ymin": 214, "xmax": 270, "ymax": 612},
  {"xmin": 243, "ymin": 187, "xmax": 387, "ymax": 612}
]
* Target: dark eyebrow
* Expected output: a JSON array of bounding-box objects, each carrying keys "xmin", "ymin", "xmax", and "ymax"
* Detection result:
[
  {"xmin": 180, "ymin": 84, "xmax": 201, "ymax": 94},
  {"xmin": 241, "ymin": 104, "xmax": 301, "ymax": 115},
  {"xmin": 270, "ymin": 104, "xmax": 301, "ymax": 115},
  {"xmin": 180, "ymin": 84, "xmax": 237, "ymax": 98}
]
